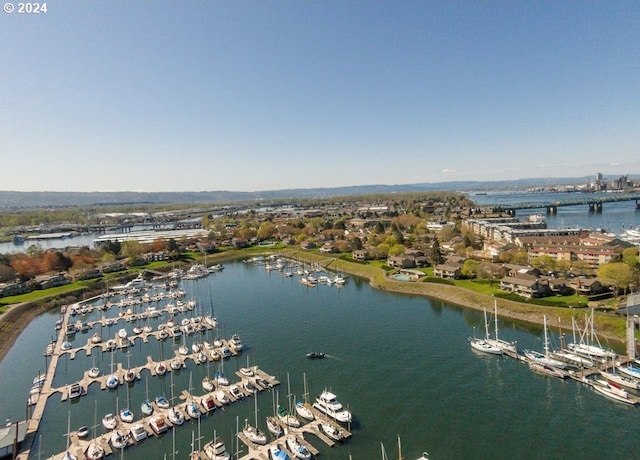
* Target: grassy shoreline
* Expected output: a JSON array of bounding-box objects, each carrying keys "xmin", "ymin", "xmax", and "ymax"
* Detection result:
[{"xmin": 0, "ymin": 248, "xmax": 628, "ymax": 366}]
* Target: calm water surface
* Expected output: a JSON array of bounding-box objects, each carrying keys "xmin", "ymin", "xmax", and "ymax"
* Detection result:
[{"xmin": 1, "ymin": 261, "xmax": 640, "ymax": 459}]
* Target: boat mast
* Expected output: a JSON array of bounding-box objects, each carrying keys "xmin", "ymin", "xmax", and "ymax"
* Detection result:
[{"xmin": 494, "ymin": 300, "xmax": 500, "ymax": 342}]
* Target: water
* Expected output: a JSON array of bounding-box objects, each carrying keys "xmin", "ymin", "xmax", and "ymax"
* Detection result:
[
  {"xmin": 471, "ymin": 191, "xmax": 640, "ymax": 234},
  {"xmin": 1, "ymin": 261, "xmax": 640, "ymax": 459}
]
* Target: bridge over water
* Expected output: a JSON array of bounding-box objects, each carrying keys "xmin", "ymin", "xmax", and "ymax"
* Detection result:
[{"xmin": 483, "ymin": 193, "xmax": 640, "ymax": 214}]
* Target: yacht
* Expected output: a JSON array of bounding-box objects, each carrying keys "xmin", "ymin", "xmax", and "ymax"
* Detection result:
[
  {"xmin": 313, "ymin": 390, "xmax": 352, "ymax": 423},
  {"xmin": 203, "ymin": 436, "xmax": 231, "ymax": 460},
  {"xmin": 229, "ymin": 334, "xmax": 243, "ymax": 352},
  {"xmin": 149, "ymin": 415, "xmax": 168, "ymax": 434}
]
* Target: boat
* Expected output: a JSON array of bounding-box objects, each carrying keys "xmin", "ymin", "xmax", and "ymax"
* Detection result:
[
  {"xmin": 77, "ymin": 425, "xmax": 89, "ymax": 439},
  {"xmin": 168, "ymin": 406, "xmax": 185, "ymax": 425},
  {"xmin": 203, "ymin": 375, "xmax": 214, "ymax": 392},
  {"xmin": 155, "ymin": 395, "xmax": 170, "ymax": 409},
  {"xmin": 149, "ymin": 415, "xmax": 168, "ymax": 434},
  {"xmin": 141, "ymin": 398, "xmax": 153, "ymax": 416},
  {"xmin": 102, "ymin": 413, "xmax": 117, "ymax": 431},
  {"xmin": 155, "ymin": 361, "xmax": 167, "ymax": 375},
  {"xmin": 186, "ymin": 400, "xmax": 201, "ymax": 419},
  {"xmin": 119, "ymin": 407, "xmax": 134, "ymax": 423},
  {"xmin": 567, "ymin": 310, "xmax": 617, "ymax": 361},
  {"xmin": 268, "ymin": 445, "xmax": 291, "ymax": 460},
  {"xmin": 88, "ymin": 366, "xmax": 100, "ymax": 379},
  {"xmin": 312, "ymin": 390, "xmax": 352, "ymax": 423},
  {"xmin": 129, "ymin": 423, "xmax": 148, "ymax": 442},
  {"xmin": 215, "ymin": 389, "xmax": 229, "ymax": 405},
  {"xmin": 305, "ymin": 352, "xmax": 325, "ymax": 359},
  {"xmin": 203, "ymin": 435, "xmax": 231, "ymax": 460},
  {"xmin": 319, "ymin": 422, "xmax": 342, "ymax": 441},
  {"xmin": 110, "ymin": 430, "xmax": 128, "ymax": 450},
  {"xmin": 106, "ymin": 374, "xmax": 119, "ymax": 389},
  {"xmin": 523, "ymin": 316, "xmax": 569, "ymax": 369},
  {"xmin": 229, "ymin": 333, "xmax": 243, "ymax": 352},
  {"xmin": 286, "ymin": 436, "xmax": 312, "ymax": 460},
  {"xmin": 295, "ymin": 401, "xmax": 314, "ymax": 421},
  {"xmin": 201, "ymin": 394, "xmax": 217, "ymax": 412},
  {"xmin": 229, "ymin": 384, "xmax": 243, "ymax": 400},
  {"xmin": 84, "ymin": 442, "xmax": 104, "ymax": 460},
  {"xmin": 529, "ymin": 361, "xmax": 569, "ymax": 379},
  {"xmin": 117, "ymin": 328, "xmax": 128, "ymax": 339},
  {"xmin": 591, "ymin": 379, "xmax": 639, "ymax": 405},
  {"xmin": 266, "ymin": 416, "xmax": 283, "ymax": 437},
  {"xmin": 62, "ymin": 412, "xmax": 78, "ymax": 460},
  {"xmin": 277, "ymin": 404, "xmax": 300, "ymax": 428},
  {"xmin": 68, "ymin": 382, "xmax": 83, "ymax": 400},
  {"xmin": 469, "ymin": 309, "xmax": 503, "ymax": 355},
  {"xmin": 483, "ymin": 300, "xmax": 517, "ymax": 353},
  {"xmin": 600, "ymin": 369, "xmax": 640, "ymax": 390}
]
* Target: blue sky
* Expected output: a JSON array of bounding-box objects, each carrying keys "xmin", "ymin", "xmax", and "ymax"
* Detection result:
[{"xmin": 1, "ymin": 1, "xmax": 639, "ymax": 192}]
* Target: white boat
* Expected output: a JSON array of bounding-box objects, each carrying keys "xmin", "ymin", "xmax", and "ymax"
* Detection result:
[
  {"xmin": 186, "ymin": 401, "xmax": 201, "ymax": 419},
  {"xmin": 312, "ymin": 390, "xmax": 352, "ymax": 423},
  {"xmin": 110, "ymin": 430, "xmax": 129, "ymax": 450},
  {"xmin": 117, "ymin": 328, "xmax": 128, "ymax": 339},
  {"xmin": 599, "ymin": 370, "xmax": 640, "ymax": 390},
  {"xmin": 203, "ymin": 435, "xmax": 231, "ymax": 460},
  {"xmin": 266, "ymin": 416, "xmax": 283, "ymax": 437},
  {"xmin": 286, "ymin": 436, "xmax": 312, "ymax": 460},
  {"xmin": 155, "ymin": 395, "xmax": 170, "ymax": 409},
  {"xmin": 229, "ymin": 384, "xmax": 243, "ymax": 400},
  {"xmin": 215, "ymin": 389, "xmax": 229, "ymax": 405},
  {"xmin": 469, "ymin": 336, "xmax": 502, "ymax": 355},
  {"xmin": 567, "ymin": 310, "xmax": 617, "ymax": 361},
  {"xmin": 102, "ymin": 413, "xmax": 117, "ymax": 431},
  {"xmin": 149, "ymin": 415, "xmax": 168, "ymax": 434},
  {"xmin": 155, "ymin": 362, "xmax": 167, "ymax": 376},
  {"xmin": 68, "ymin": 382, "xmax": 83, "ymax": 400},
  {"xmin": 295, "ymin": 401, "xmax": 314, "ymax": 421},
  {"xmin": 229, "ymin": 334, "xmax": 243, "ymax": 352},
  {"xmin": 84, "ymin": 442, "xmax": 104, "ymax": 460},
  {"xmin": 129, "ymin": 423, "xmax": 147, "ymax": 442},
  {"xmin": 269, "ymin": 445, "xmax": 291, "ymax": 460},
  {"xmin": 592, "ymin": 379, "xmax": 639, "ymax": 405},
  {"xmin": 483, "ymin": 300, "xmax": 517, "ymax": 353},
  {"xmin": 119, "ymin": 407, "xmax": 134, "ymax": 423},
  {"xmin": 523, "ymin": 316, "xmax": 569, "ymax": 370},
  {"xmin": 88, "ymin": 367, "xmax": 100, "ymax": 378},
  {"xmin": 167, "ymin": 407, "xmax": 184, "ymax": 425},
  {"xmin": 63, "ymin": 411, "xmax": 78, "ymax": 460},
  {"xmin": 201, "ymin": 394, "xmax": 217, "ymax": 412},
  {"xmin": 106, "ymin": 374, "xmax": 119, "ymax": 389},
  {"xmin": 616, "ymin": 362, "xmax": 640, "ymax": 381},
  {"xmin": 202, "ymin": 376, "xmax": 214, "ymax": 392},
  {"xmin": 319, "ymin": 422, "xmax": 342, "ymax": 441},
  {"xmin": 528, "ymin": 361, "xmax": 568, "ymax": 379},
  {"xmin": 243, "ymin": 419, "xmax": 267, "ymax": 445}
]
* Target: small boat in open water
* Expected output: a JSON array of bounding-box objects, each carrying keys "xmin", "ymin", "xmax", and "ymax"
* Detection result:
[{"xmin": 306, "ymin": 352, "xmax": 325, "ymax": 359}]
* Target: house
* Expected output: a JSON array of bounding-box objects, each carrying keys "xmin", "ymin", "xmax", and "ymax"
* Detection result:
[
  {"xmin": 352, "ymin": 249, "xmax": 368, "ymax": 261},
  {"xmin": 387, "ymin": 256, "xmax": 416, "ymax": 269},
  {"xmin": 319, "ymin": 242, "xmax": 337, "ymax": 253},
  {"xmin": 569, "ymin": 277, "xmax": 605, "ymax": 296},
  {"xmin": 499, "ymin": 275, "xmax": 550, "ymax": 298},
  {"xmin": 433, "ymin": 263, "xmax": 462, "ymax": 280},
  {"xmin": 502, "ymin": 264, "xmax": 542, "ymax": 278}
]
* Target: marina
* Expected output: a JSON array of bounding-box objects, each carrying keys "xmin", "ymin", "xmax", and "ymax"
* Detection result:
[{"xmin": 3, "ymin": 259, "xmax": 640, "ymax": 458}]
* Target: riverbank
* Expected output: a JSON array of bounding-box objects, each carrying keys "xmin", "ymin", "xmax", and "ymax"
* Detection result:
[{"xmin": 0, "ymin": 249, "xmax": 628, "ymax": 367}]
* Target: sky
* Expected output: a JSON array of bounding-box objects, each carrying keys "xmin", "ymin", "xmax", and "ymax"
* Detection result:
[{"xmin": 1, "ymin": 1, "xmax": 639, "ymax": 192}]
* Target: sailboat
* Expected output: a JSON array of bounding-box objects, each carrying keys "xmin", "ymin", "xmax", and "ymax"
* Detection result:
[
  {"xmin": 294, "ymin": 373, "xmax": 315, "ymax": 421},
  {"xmin": 186, "ymin": 372, "xmax": 202, "ymax": 419},
  {"xmin": 568, "ymin": 309, "xmax": 617, "ymax": 361},
  {"xmin": 484, "ymin": 300, "xmax": 517, "ymax": 353},
  {"xmin": 167, "ymin": 369, "xmax": 184, "ymax": 426},
  {"xmin": 242, "ymin": 389, "xmax": 267, "ymax": 445},
  {"xmin": 85, "ymin": 401, "xmax": 105, "ymax": 460},
  {"xmin": 63, "ymin": 411, "xmax": 78, "ymax": 460},
  {"xmin": 468, "ymin": 309, "xmax": 502, "ymax": 355},
  {"xmin": 141, "ymin": 376, "xmax": 154, "ymax": 416},
  {"xmin": 105, "ymin": 346, "xmax": 119, "ymax": 389},
  {"xmin": 524, "ymin": 315, "xmax": 569, "ymax": 370},
  {"xmin": 266, "ymin": 388, "xmax": 283, "ymax": 437},
  {"xmin": 119, "ymin": 380, "xmax": 134, "ymax": 423}
]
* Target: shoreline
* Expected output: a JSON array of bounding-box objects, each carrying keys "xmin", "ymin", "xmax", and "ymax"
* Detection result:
[{"xmin": 0, "ymin": 250, "xmax": 627, "ymax": 366}]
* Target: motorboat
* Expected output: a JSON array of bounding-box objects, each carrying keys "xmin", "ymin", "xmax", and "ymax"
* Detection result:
[
  {"xmin": 215, "ymin": 390, "xmax": 229, "ymax": 405},
  {"xmin": 220, "ymin": 347, "xmax": 232, "ymax": 359},
  {"xmin": 239, "ymin": 366, "xmax": 254, "ymax": 377},
  {"xmin": 102, "ymin": 413, "xmax": 117, "ymax": 431},
  {"xmin": 117, "ymin": 328, "xmax": 128, "ymax": 339},
  {"xmin": 203, "ymin": 436, "xmax": 231, "ymax": 460},
  {"xmin": 229, "ymin": 384, "xmax": 243, "ymax": 400},
  {"xmin": 305, "ymin": 352, "xmax": 325, "ymax": 359},
  {"xmin": 319, "ymin": 422, "xmax": 342, "ymax": 441},
  {"xmin": 68, "ymin": 382, "xmax": 83, "ymax": 400},
  {"xmin": 268, "ymin": 444, "xmax": 291, "ymax": 460},
  {"xmin": 201, "ymin": 394, "xmax": 217, "ymax": 412},
  {"xmin": 129, "ymin": 423, "xmax": 148, "ymax": 442},
  {"xmin": 149, "ymin": 415, "xmax": 168, "ymax": 434},
  {"xmin": 286, "ymin": 436, "xmax": 312, "ymax": 460},
  {"xmin": 229, "ymin": 334, "xmax": 243, "ymax": 352},
  {"xmin": 312, "ymin": 390, "xmax": 352, "ymax": 423}
]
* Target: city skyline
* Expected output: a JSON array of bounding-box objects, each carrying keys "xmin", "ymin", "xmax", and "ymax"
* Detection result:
[{"xmin": 1, "ymin": 1, "xmax": 639, "ymax": 192}]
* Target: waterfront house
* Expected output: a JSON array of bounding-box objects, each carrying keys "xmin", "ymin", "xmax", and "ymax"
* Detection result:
[
  {"xmin": 433, "ymin": 263, "xmax": 462, "ymax": 280},
  {"xmin": 569, "ymin": 277, "xmax": 605, "ymax": 296},
  {"xmin": 499, "ymin": 275, "xmax": 550, "ymax": 298}
]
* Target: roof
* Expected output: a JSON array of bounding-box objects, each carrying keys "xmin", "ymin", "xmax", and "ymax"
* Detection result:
[{"xmin": 0, "ymin": 420, "xmax": 28, "ymax": 451}]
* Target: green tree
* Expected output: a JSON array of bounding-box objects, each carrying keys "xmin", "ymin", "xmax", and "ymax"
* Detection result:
[
  {"xmin": 389, "ymin": 244, "xmax": 405, "ymax": 257},
  {"xmin": 461, "ymin": 259, "xmax": 479, "ymax": 279},
  {"xmin": 532, "ymin": 255, "xmax": 557, "ymax": 272},
  {"xmin": 597, "ymin": 262, "xmax": 634, "ymax": 302},
  {"xmin": 351, "ymin": 236, "xmax": 363, "ymax": 250},
  {"xmin": 430, "ymin": 239, "xmax": 444, "ymax": 265}
]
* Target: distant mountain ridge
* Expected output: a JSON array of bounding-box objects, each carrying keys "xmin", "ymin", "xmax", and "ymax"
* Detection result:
[{"xmin": 0, "ymin": 176, "xmax": 634, "ymax": 208}]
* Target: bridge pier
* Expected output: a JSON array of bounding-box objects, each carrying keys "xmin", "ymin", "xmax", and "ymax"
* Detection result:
[
  {"xmin": 636, "ymin": 199, "xmax": 639, "ymax": 210},
  {"xmin": 588, "ymin": 202, "xmax": 603, "ymax": 213},
  {"xmin": 546, "ymin": 205, "xmax": 557, "ymax": 215}
]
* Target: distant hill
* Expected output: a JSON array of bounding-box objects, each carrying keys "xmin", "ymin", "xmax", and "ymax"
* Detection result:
[{"xmin": 0, "ymin": 176, "xmax": 633, "ymax": 208}]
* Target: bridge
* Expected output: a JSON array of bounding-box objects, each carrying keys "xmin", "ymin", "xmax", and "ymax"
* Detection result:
[{"xmin": 483, "ymin": 193, "xmax": 640, "ymax": 215}]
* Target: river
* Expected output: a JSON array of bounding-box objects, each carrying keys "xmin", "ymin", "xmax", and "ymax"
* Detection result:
[{"xmin": 1, "ymin": 261, "xmax": 639, "ymax": 459}]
